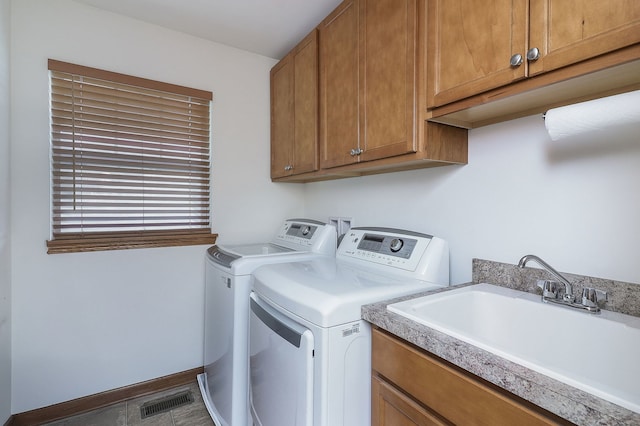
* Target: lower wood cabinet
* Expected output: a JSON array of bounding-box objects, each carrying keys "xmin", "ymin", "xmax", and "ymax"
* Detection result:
[
  {"xmin": 372, "ymin": 375, "xmax": 450, "ymax": 426},
  {"xmin": 371, "ymin": 328, "xmax": 573, "ymax": 426}
]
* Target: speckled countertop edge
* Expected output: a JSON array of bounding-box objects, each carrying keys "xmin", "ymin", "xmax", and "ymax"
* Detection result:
[{"xmin": 362, "ymin": 261, "xmax": 640, "ymax": 426}]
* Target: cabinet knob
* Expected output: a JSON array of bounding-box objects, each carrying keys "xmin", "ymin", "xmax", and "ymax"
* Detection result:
[
  {"xmin": 284, "ymin": 165, "xmax": 293, "ymax": 171},
  {"xmin": 350, "ymin": 148, "xmax": 363, "ymax": 156},
  {"xmin": 527, "ymin": 47, "xmax": 540, "ymax": 61},
  {"xmin": 509, "ymin": 53, "xmax": 523, "ymax": 67}
]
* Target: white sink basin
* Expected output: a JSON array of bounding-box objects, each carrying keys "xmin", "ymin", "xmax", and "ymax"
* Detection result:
[{"xmin": 387, "ymin": 283, "xmax": 640, "ymax": 413}]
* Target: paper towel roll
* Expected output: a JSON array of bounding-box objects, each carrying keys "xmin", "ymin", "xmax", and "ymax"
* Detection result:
[{"xmin": 544, "ymin": 90, "xmax": 640, "ymax": 144}]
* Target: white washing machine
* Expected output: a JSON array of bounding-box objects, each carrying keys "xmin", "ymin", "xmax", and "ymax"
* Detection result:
[
  {"xmin": 248, "ymin": 227, "xmax": 449, "ymax": 426},
  {"xmin": 197, "ymin": 219, "xmax": 337, "ymax": 426}
]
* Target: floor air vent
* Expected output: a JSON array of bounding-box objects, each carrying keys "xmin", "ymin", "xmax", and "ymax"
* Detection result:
[{"xmin": 140, "ymin": 390, "xmax": 194, "ymax": 419}]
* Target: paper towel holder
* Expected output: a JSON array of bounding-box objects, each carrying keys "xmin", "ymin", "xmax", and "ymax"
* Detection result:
[{"xmin": 543, "ymin": 90, "xmax": 640, "ymax": 148}]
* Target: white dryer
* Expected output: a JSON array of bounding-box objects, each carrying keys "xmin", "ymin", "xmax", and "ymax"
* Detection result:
[
  {"xmin": 248, "ymin": 227, "xmax": 449, "ymax": 426},
  {"xmin": 198, "ymin": 219, "xmax": 336, "ymax": 426}
]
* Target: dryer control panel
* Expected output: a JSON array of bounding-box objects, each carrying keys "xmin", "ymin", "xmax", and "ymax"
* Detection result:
[
  {"xmin": 338, "ymin": 227, "xmax": 449, "ymax": 284},
  {"xmin": 356, "ymin": 233, "xmax": 418, "ymax": 259}
]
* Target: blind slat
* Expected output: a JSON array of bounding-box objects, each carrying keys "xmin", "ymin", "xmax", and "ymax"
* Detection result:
[
  {"xmin": 51, "ymin": 193, "xmax": 210, "ymax": 202},
  {"xmin": 53, "ymin": 216, "xmax": 211, "ymax": 224},
  {"xmin": 52, "ymin": 221, "xmax": 211, "ymax": 230},
  {"xmin": 53, "ymin": 169, "xmax": 210, "ymax": 182},
  {"xmin": 53, "ymin": 179, "xmax": 209, "ymax": 189}
]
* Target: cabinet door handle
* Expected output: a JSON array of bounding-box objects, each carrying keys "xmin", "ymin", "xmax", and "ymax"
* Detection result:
[
  {"xmin": 510, "ymin": 53, "xmax": 523, "ymax": 67},
  {"xmin": 350, "ymin": 148, "xmax": 363, "ymax": 156},
  {"xmin": 527, "ymin": 47, "xmax": 540, "ymax": 61},
  {"xmin": 284, "ymin": 165, "xmax": 293, "ymax": 171}
]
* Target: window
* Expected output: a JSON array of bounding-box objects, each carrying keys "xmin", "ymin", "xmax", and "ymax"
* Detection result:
[{"xmin": 47, "ymin": 59, "xmax": 217, "ymax": 254}]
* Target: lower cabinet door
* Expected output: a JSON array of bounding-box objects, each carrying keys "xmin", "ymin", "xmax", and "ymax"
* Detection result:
[
  {"xmin": 372, "ymin": 376, "xmax": 450, "ymax": 426},
  {"xmin": 372, "ymin": 328, "xmax": 569, "ymax": 425}
]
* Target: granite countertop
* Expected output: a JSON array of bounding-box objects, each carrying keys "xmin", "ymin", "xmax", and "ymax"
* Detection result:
[{"xmin": 362, "ymin": 259, "xmax": 640, "ymax": 426}]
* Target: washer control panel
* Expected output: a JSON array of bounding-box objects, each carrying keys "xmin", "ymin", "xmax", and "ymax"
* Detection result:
[
  {"xmin": 285, "ymin": 222, "xmax": 316, "ymax": 239},
  {"xmin": 338, "ymin": 227, "xmax": 434, "ymax": 272},
  {"xmin": 272, "ymin": 219, "xmax": 336, "ymax": 254}
]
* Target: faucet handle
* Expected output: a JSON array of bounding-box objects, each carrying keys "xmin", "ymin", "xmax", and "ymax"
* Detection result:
[
  {"xmin": 581, "ymin": 287, "xmax": 607, "ymax": 308},
  {"xmin": 537, "ymin": 280, "xmax": 559, "ymax": 299}
]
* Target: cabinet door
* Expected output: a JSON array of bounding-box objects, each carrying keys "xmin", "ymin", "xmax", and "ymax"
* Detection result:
[
  {"xmin": 360, "ymin": 0, "xmax": 418, "ymax": 162},
  {"xmin": 319, "ymin": 0, "xmax": 360, "ymax": 169},
  {"xmin": 529, "ymin": 0, "xmax": 640, "ymax": 76},
  {"xmin": 271, "ymin": 32, "xmax": 318, "ymax": 179},
  {"xmin": 372, "ymin": 376, "xmax": 450, "ymax": 426},
  {"xmin": 271, "ymin": 56, "xmax": 294, "ymax": 179},
  {"xmin": 372, "ymin": 329, "xmax": 564, "ymax": 426},
  {"xmin": 427, "ymin": 0, "xmax": 528, "ymax": 108},
  {"xmin": 292, "ymin": 32, "xmax": 319, "ymax": 175}
]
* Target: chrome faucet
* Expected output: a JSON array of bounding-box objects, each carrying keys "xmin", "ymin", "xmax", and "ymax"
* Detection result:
[
  {"xmin": 517, "ymin": 254, "xmax": 607, "ymax": 313},
  {"xmin": 517, "ymin": 254, "xmax": 574, "ymax": 302}
]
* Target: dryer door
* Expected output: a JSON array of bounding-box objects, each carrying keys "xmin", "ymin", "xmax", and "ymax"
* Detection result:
[{"xmin": 249, "ymin": 292, "xmax": 314, "ymax": 426}]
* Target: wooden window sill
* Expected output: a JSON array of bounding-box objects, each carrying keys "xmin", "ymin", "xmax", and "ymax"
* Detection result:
[{"xmin": 46, "ymin": 230, "xmax": 218, "ymax": 254}]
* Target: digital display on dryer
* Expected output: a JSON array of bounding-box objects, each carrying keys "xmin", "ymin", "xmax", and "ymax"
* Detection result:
[{"xmin": 357, "ymin": 234, "xmax": 417, "ymax": 259}]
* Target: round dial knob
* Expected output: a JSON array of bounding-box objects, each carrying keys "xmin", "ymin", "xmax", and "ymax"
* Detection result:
[
  {"xmin": 301, "ymin": 225, "xmax": 311, "ymax": 236},
  {"xmin": 389, "ymin": 238, "xmax": 404, "ymax": 252}
]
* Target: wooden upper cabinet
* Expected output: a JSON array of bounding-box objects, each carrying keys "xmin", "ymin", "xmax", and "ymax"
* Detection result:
[
  {"xmin": 271, "ymin": 0, "xmax": 468, "ymax": 182},
  {"xmin": 427, "ymin": 0, "xmax": 528, "ymax": 108},
  {"xmin": 319, "ymin": 0, "xmax": 360, "ymax": 169},
  {"xmin": 271, "ymin": 56, "xmax": 294, "ymax": 179},
  {"xmin": 360, "ymin": 0, "xmax": 418, "ymax": 163},
  {"xmin": 320, "ymin": 0, "xmax": 418, "ymax": 169},
  {"xmin": 270, "ymin": 30, "xmax": 318, "ymax": 179},
  {"xmin": 528, "ymin": 0, "xmax": 640, "ymax": 76},
  {"xmin": 428, "ymin": 0, "xmax": 640, "ymax": 109},
  {"xmin": 293, "ymin": 33, "xmax": 319, "ymax": 174}
]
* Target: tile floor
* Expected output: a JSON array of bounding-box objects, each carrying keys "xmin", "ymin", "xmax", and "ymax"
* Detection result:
[{"xmin": 42, "ymin": 382, "xmax": 215, "ymax": 426}]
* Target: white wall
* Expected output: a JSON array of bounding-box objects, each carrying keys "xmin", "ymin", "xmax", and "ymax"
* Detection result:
[
  {"xmin": 305, "ymin": 115, "xmax": 640, "ymax": 286},
  {"xmin": 0, "ymin": 0, "xmax": 12, "ymax": 421},
  {"xmin": 10, "ymin": 0, "xmax": 305, "ymax": 413}
]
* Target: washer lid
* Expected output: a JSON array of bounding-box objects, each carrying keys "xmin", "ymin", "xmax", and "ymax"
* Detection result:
[
  {"xmin": 205, "ymin": 218, "xmax": 337, "ymax": 274},
  {"xmin": 206, "ymin": 243, "xmax": 295, "ymax": 270},
  {"xmin": 208, "ymin": 244, "xmax": 330, "ymax": 275},
  {"xmin": 252, "ymin": 257, "xmax": 447, "ymax": 328},
  {"xmin": 222, "ymin": 243, "xmax": 294, "ymax": 257}
]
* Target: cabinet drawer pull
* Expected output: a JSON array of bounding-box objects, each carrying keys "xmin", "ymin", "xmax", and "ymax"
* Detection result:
[
  {"xmin": 510, "ymin": 53, "xmax": 523, "ymax": 67},
  {"xmin": 527, "ymin": 47, "xmax": 540, "ymax": 61}
]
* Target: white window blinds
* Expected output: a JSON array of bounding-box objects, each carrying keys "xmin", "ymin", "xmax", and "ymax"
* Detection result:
[{"xmin": 47, "ymin": 59, "xmax": 216, "ymax": 253}]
